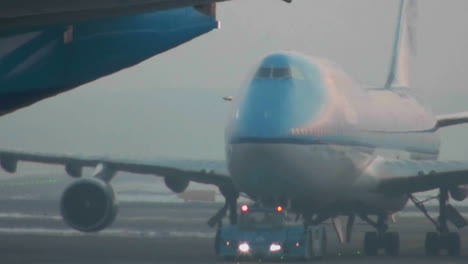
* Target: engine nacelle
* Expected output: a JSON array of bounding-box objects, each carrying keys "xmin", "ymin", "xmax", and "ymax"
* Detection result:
[
  {"xmin": 0, "ymin": 156, "xmax": 17, "ymax": 173},
  {"xmin": 60, "ymin": 178, "xmax": 118, "ymax": 232},
  {"xmin": 65, "ymin": 163, "xmax": 82, "ymax": 178},
  {"xmin": 164, "ymin": 176, "xmax": 189, "ymax": 193},
  {"xmin": 450, "ymin": 185, "xmax": 468, "ymax": 201}
]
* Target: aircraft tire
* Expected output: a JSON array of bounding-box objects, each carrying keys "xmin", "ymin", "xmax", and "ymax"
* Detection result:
[
  {"xmin": 383, "ymin": 232, "xmax": 400, "ymax": 256},
  {"xmin": 447, "ymin": 232, "xmax": 461, "ymax": 256},
  {"xmin": 425, "ymin": 232, "xmax": 439, "ymax": 256},
  {"xmin": 364, "ymin": 232, "xmax": 378, "ymax": 256}
]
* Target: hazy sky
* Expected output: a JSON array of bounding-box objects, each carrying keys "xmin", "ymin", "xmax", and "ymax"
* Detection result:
[{"xmin": 1, "ymin": 0, "xmax": 468, "ymax": 167}]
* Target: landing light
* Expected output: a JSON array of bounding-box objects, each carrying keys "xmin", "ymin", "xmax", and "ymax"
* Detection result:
[
  {"xmin": 269, "ymin": 243, "xmax": 282, "ymax": 252},
  {"xmin": 241, "ymin": 205, "xmax": 249, "ymax": 212},
  {"xmin": 238, "ymin": 242, "xmax": 250, "ymax": 253},
  {"xmin": 276, "ymin": 206, "xmax": 283, "ymax": 212}
]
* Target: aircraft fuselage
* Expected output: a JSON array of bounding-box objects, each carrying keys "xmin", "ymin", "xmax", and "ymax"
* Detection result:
[{"xmin": 225, "ymin": 52, "xmax": 439, "ymax": 216}]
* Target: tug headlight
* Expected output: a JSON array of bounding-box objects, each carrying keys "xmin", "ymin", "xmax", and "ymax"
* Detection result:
[
  {"xmin": 238, "ymin": 242, "xmax": 250, "ymax": 253},
  {"xmin": 269, "ymin": 243, "xmax": 282, "ymax": 252}
]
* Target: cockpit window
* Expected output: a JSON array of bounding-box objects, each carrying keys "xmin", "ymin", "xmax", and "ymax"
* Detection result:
[
  {"xmin": 256, "ymin": 67, "xmax": 271, "ymax": 78},
  {"xmin": 272, "ymin": 67, "xmax": 291, "ymax": 79},
  {"xmin": 255, "ymin": 66, "xmax": 304, "ymax": 80}
]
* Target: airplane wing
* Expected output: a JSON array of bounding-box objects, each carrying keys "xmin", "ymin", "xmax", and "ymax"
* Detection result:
[
  {"xmin": 1, "ymin": 0, "xmax": 228, "ymax": 31},
  {"xmin": 0, "ymin": 149, "xmax": 232, "ymax": 189},
  {"xmin": 435, "ymin": 112, "xmax": 468, "ymax": 130},
  {"xmin": 360, "ymin": 156, "xmax": 468, "ymax": 194},
  {"xmin": 0, "ymin": 148, "xmax": 238, "ymax": 232}
]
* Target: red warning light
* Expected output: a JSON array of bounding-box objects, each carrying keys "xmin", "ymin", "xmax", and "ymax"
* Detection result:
[
  {"xmin": 241, "ymin": 205, "xmax": 249, "ymax": 212},
  {"xmin": 276, "ymin": 206, "xmax": 283, "ymax": 212}
]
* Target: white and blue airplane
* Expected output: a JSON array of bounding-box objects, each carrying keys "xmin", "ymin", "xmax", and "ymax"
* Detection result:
[{"xmin": 1, "ymin": 0, "xmax": 468, "ymax": 257}]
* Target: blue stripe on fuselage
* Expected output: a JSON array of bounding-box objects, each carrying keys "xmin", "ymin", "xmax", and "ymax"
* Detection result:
[{"xmin": 229, "ymin": 53, "xmax": 325, "ymax": 142}]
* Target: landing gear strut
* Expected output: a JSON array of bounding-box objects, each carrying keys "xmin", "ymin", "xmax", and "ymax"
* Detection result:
[
  {"xmin": 412, "ymin": 188, "xmax": 461, "ymax": 256},
  {"xmin": 207, "ymin": 185, "xmax": 239, "ymax": 227},
  {"xmin": 360, "ymin": 214, "xmax": 400, "ymax": 256}
]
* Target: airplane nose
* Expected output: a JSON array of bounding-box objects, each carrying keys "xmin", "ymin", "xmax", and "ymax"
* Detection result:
[
  {"xmin": 229, "ymin": 53, "xmax": 326, "ymax": 142},
  {"xmin": 232, "ymin": 78, "xmax": 324, "ymax": 141},
  {"xmin": 234, "ymin": 80, "xmax": 293, "ymax": 138}
]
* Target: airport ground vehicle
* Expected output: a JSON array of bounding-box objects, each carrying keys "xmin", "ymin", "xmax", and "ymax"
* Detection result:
[{"xmin": 215, "ymin": 205, "xmax": 326, "ymax": 260}]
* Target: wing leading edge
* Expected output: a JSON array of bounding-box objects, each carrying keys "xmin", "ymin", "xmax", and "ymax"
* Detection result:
[
  {"xmin": 435, "ymin": 112, "xmax": 468, "ymax": 130},
  {"xmin": 359, "ymin": 156, "xmax": 468, "ymax": 194},
  {"xmin": 0, "ymin": 149, "xmax": 232, "ymax": 189}
]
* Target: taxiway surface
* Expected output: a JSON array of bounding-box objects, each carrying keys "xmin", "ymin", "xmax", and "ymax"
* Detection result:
[{"xmin": 0, "ymin": 173, "xmax": 467, "ymax": 263}]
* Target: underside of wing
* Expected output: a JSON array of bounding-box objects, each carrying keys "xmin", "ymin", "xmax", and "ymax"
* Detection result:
[
  {"xmin": 0, "ymin": 3, "xmax": 220, "ymax": 116},
  {"xmin": 1, "ymin": 0, "xmax": 225, "ymax": 31}
]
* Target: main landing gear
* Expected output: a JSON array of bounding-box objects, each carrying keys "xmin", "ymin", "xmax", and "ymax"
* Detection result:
[
  {"xmin": 411, "ymin": 188, "xmax": 465, "ymax": 256},
  {"xmin": 360, "ymin": 214, "xmax": 400, "ymax": 256}
]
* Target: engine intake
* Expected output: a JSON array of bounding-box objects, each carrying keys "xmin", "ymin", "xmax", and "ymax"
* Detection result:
[
  {"xmin": 60, "ymin": 178, "xmax": 118, "ymax": 232},
  {"xmin": 0, "ymin": 156, "xmax": 17, "ymax": 173},
  {"xmin": 450, "ymin": 185, "xmax": 468, "ymax": 201}
]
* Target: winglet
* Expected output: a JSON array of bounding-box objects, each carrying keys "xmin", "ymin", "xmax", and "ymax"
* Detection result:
[{"xmin": 384, "ymin": 0, "xmax": 417, "ymax": 90}]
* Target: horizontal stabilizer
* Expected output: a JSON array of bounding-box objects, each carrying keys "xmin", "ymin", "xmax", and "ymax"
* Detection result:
[{"xmin": 435, "ymin": 112, "xmax": 468, "ymax": 130}]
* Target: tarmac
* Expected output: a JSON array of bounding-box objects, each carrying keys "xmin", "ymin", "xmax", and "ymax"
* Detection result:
[{"xmin": 0, "ymin": 173, "xmax": 467, "ymax": 263}]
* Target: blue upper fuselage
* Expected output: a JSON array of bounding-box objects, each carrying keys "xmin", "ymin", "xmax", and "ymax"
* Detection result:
[
  {"xmin": 228, "ymin": 52, "xmax": 326, "ymax": 144},
  {"xmin": 226, "ymin": 51, "xmax": 440, "ymax": 157}
]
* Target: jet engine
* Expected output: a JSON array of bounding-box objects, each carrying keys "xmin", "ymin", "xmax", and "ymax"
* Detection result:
[
  {"xmin": 164, "ymin": 176, "xmax": 189, "ymax": 193},
  {"xmin": 450, "ymin": 185, "xmax": 468, "ymax": 201},
  {"xmin": 60, "ymin": 178, "xmax": 118, "ymax": 232}
]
